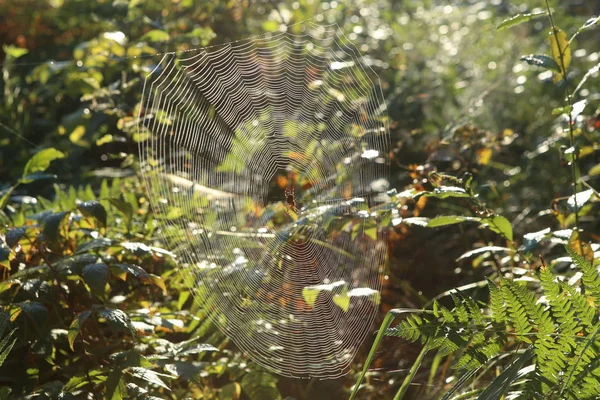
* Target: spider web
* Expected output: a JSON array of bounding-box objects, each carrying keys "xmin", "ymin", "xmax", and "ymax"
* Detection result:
[{"xmin": 139, "ymin": 22, "xmax": 389, "ymax": 379}]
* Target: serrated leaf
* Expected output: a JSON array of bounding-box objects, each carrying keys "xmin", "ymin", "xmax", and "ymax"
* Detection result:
[
  {"xmin": 42, "ymin": 211, "xmax": 70, "ymax": 244},
  {"xmin": 550, "ymin": 27, "xmax": 571, "ymax": 82},
  {"xmin": 98, "ymin": 308, "xmax": 138, "ymax": 338},
  {"xmin": 496, "ymin": 11, "xmax": 546, "ymax": 30},
  {"xmin": 82, "ymin": 263, "xmax": 109, "ymax": 294},
  {"xmin": 520, "ymin": 54, "xmax": 559, "ymax": 71},
  {"xmin": 68, "ymin": 310, "xmax": 92, "ymax": 351},
  {"xmin": 164, "ymin": 362, "xmax": 205, "ymax": 381},
  {"xmin": 77, "ymin": 200, "xmax": 107, "ymax": 228},
  {"xmin": 21, "ymin": 148, "xmax": 65, "ymax": 183},
  {"xmin": 129, "ymin": 367, "xmax": 172, "ymax": 390},
  {"xmin": 5, "ymin": 227, "xmax": 30, "ymax": 248},
  {"xmin": 112, "ymin": 263, "xmax": 149, "ymax": 282},
  {"xmin": 75, "ymin": 237, "xmax": 115, "ymax": 254}
]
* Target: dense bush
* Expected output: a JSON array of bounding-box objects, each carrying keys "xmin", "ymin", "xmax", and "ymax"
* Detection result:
[{"xmin": 1, "ymin": 0, "xmax": 599, "ymax": 399}]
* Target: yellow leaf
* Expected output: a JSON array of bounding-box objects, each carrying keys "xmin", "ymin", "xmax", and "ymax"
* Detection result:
[
  {"xmin": 550, "ymin": 28, "xmax": 571, "ymax": 82},
  {"xmin": 477, "ymin": 147, "xmax": 493, "ymax": 165}
]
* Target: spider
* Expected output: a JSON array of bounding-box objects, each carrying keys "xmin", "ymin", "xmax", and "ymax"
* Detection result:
[{"xmin": 284, "ymin": 187, "xmax": 298, "ymax": 214}]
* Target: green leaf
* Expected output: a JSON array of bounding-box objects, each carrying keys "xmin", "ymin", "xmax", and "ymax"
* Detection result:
[
  {"xmin": 77, "ymin": 200, "xmax": 107, "ymax": 228},
  {"xmin": 68, "ymin": 310, "xmax": 92, "ymax": 351},
  {"xmin": 98, "ymin": 308, "xmax": 138, "ymax": 338},
  {"xmin": 0, "ymin": 186, "xmax": 15, "ymax": 209},
  {"xmin": 427, "ymin": 216, "xmax": 480, "ymax": 228},
  {"xmin": 476, "ymin": 347, "xmax": 534, "ymax": 400},
  {"xmin": 150, "ymin": 274, "xmax": 167, "ymax": 294},
  {"xmin": 105, "ymin": 369, "xmax": 126, "ymax": 400},
  {"xmin": 333, "ymin": 288, "xmax": 350, "ymax": 312},
  {"xmin": 82, "ymin": 263, "xmax": 109, "ymax": 294},
  {"xmin": 520, "ymin": 54, "xmax": 559, "ymax": 71},
  {"xmin": 0, "ymin": 328, "xmax": 18, "ymax": 367},
  {"xmin": 112, "ymin": 263, "xmax": 149, "ymax": 282},
  {"xmin": 2, "ymin": 44, "xmax": 28, "ymax": 58},
  {"xmin": 549, "ymin": 27, "xmax": 571, "ymax": 82},
  {"xmin": 129, "ymin": 367, "xmax": 172, "ymax": 390},
  {"xmin": 262, "ymin": 20, "xmax": 280, "ymax": 32},
  {"xmin": 480, "ymin": 216, "xmax": 513, "ymax": 241},
  {"xmin": 496, "ymin": 11, "xmax": 546, "ymax": 31},
  {"xmin": 76, "ymin": 237, "xmax": 115, "ymax": 254},
  {"xmin": 420, "ymin": 186, "xmax": 471, "ymax": 199},
  {"xmin": 21, "ymin": 148, "xmax": 65, "ymax": 183},
  {"xmin": 109, "ymin": 196, "xmax": 133, "ymax": 230},
  {"xmin": 16, "ymin": 301, "xmax": 49, "ymax": 331},
  {"xmin": 302, "ymin": 287, "xmax": 319, "ymax": 307},
  {"xmin": 139, "ymin": 29, "xmax": 170, "ymax": 42},
  {"xmin": 241, "ymin": 370, "xmax": 281, "ymax": 400},
  {"xmin": 42, "ymin": 211, "xmax": 70, "ymax": 244}
]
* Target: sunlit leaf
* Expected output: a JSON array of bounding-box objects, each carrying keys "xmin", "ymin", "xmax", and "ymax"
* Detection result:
[
  {"xmin": 567, "ymin": 189, "xmax": 595, "ymax": 211},
  {"xmin": 496, "ymin": 11, "xmax": 546, "ymax": 31},
  {"xmin": 105, "ymin": 369, "xmax": 126, "ymax": 400},
  {"xmin": 77, "ymin": 200, "xmax": 107, "ymax": 228},
  {"xmin": 520, "ymin": 54, "xmax": 559, "ymax": 71},
  {"xmin": 150, "ymin": 274, "xmax": 167, "ymax": 294},
  {"xmin": 98, "ymin": 308, "xmax": 138, "ymax": 338},
  {"xmin": 68, "ymin": 310, "xmax": 92, "ymax": 351},
  {"xmin": 129, "ymin": 367, "xmax": 172, "ymax": 390},
  {"xmin": 333, "ymin": 288, "xmax": 350, "ymax": 312},
  {"xmin": 21, "ymin": 148, "xmax": 65, "ymax": 183},
  {"xmin": 427, "ymin": 216, "xmax": 480, "ymax": 227},
  {"xmin": 139, "ymin": 29, "xmax": 170, "ymax": 42},
  {"xmin": 2, "ymin": 45, "xmax": 28, "ymax": 58},
  {"xmin": 549, "ymin": 28, "xmax": 571, "ymax": 82},
  {"xmin": 457, "ymin": 246, "xmax": 513, "ymax": 261},
  {"xmin": 480, "ymin": 216, "xmax": 513, "ymax": 241}
]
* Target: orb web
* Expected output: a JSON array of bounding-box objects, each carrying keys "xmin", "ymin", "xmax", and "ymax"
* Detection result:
[{"xmin": 139, "ymin": 23, "xmax": 389, "ymax": 379}]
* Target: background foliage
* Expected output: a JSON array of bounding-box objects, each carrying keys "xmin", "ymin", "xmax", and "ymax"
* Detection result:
[{"xmin": 1, "ymin": 0, "xmax": 599, "ymax": 399}]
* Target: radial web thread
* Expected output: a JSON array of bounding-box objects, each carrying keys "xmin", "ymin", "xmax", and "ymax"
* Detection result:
[{"xmin": 139, "ymin": 23, "xmax": 389, "ymax": 379}]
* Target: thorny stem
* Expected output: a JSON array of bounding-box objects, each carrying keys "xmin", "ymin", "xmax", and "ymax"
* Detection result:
[{"xmin": 544, "ymin": 0, "xmax": 582, "ymax": 253}]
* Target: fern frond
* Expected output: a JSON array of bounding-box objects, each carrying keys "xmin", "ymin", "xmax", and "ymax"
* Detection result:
[{"xmin": 566, "ymin": 246, "xmax": 600, "ymax": 301}]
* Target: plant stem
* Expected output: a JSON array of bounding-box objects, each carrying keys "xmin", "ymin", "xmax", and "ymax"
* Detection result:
[
  {"xmin": 544, "ymin": 0, "xmax": 582, "ymax": 250},
  {"xmin": 393, "ymin": 342, "xmax": 430, "ymax": 400},
  {"xmin": 349, "ymin": 311, "xmax": 396, "ymax": 400}
]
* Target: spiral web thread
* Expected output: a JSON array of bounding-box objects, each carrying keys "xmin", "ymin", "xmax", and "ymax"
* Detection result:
[{"xmin": 139, "ymin": 22, "xmax": 389, "ymax": 379}]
